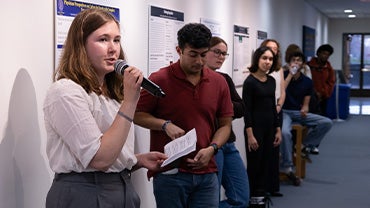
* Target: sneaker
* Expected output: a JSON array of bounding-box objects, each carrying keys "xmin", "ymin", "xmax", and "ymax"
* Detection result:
[
  {"xmin": 310, "ymin": 147, "xmax": 319, "ymax": 155},
  {"xmin": 301, "ymin": 147, "xmax": 312, "ymax": 163},
  {"xmin": 280, "ymin": 167, "xmax": 293, "ymax": 174},
  {"xmin": 301, "ymin": 146, "xmax": 309, "ymax": 157}
]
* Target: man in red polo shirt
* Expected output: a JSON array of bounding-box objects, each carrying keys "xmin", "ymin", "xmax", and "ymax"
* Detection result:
[{"xmin": 134, "ymin": 23, "xmax": 233, "ymax": 208}]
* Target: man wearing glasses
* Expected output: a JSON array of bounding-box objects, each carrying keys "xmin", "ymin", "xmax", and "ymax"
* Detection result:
[{"xmin": 134, "ymin": 23, "xmax": 233, "ymax": 208}]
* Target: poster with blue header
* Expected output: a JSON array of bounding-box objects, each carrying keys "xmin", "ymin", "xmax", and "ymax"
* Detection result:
[{"xmin": 55, "ymin": 0, "xmax": 120, "ymax": 70}]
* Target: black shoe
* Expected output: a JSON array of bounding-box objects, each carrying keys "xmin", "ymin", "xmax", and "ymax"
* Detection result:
[
  {"xmin": 286, "ymin": 172, "xmax": 301, "ymax": 186},
  {"xmin": 304, "ymin": 146, "xmax": 319, "ymax": 155},
  {"xmin": 301, "ymin": 148, "xmax": 312, "ymax": 163}
]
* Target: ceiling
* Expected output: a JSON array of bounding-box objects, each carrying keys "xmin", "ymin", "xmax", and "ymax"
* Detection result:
[{"xmin": 305, "ymin": 0, "xmax": 370, "ymax": 19}]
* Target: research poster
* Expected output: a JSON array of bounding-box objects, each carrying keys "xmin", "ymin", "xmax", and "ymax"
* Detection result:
[
  {"xmin": 256, "ymin": 30, "xmax": 268, "ymax": 48},
  {"xmin": 200, "ymin": 18, "xmax": 221, "ymax": 37},
  {"xmin": 233, "ymin": 25, "xmax": 250, "ymax": 87},
  {"xmin": 54, "ymin": 0, "xmax": 120, "ymax": 70},
  {"xmin": 148, "ymin": 6, "xmax": 184, "ymax": 74}
]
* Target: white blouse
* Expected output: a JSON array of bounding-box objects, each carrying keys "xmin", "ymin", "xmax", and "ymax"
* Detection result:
[
  {"xmin": 270, "ymin": 70, "xmax": 282, "ymax": 103},
  {"xmin": 43, "ymin": 79, "xmax": 137, "ymax": 173}
]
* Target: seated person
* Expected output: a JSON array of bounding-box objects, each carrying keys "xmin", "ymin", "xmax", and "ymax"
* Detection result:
[
  {"xmin": 283, "ymin": 44, "xmax": 312, "ymax": 79},
  {"xmin": 280, "ymin": 51, "xmax": 333, "ymax": 185}
]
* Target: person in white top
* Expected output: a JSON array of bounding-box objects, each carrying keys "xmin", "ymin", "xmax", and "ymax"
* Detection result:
[{"xmin": 43, "ymin": 8, "xmax": 166, "ymax": 208}]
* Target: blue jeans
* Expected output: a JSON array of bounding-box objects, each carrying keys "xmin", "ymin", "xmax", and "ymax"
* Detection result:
[
  {"xmin": 280, "ymin": 110, "xmax": 333, "ymax": 169},
  {"xmin": 216, "ymin": 142, "xmax": 250, "ymax": 208},
  {"xmin": 153, "ymin": 172, "xmax": 219, "ymax": 208}
]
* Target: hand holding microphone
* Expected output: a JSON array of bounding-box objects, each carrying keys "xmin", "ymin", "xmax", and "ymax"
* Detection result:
[{"xmin": 114, "ymin": 59, "xmax": 166, "ymax": 97}]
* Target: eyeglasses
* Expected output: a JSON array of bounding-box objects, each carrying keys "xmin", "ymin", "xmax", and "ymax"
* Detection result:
[{"xmin": 210, "ymin": 49, "xmax": 229, "ymax": 58}]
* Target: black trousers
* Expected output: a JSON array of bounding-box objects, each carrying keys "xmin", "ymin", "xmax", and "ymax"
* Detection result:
[
  {"xmin": 46, "ymin": 170, "xmax": 140, "ymax": 208},
  {"xmin": 245, "ymin": 124, "xmax": 274, "ymax": 197}
]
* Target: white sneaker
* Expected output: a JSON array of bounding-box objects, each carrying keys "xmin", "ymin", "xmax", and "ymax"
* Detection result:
[
  {"xmin": 280, "ymin": 167, "xmax": 293, "ymax": 174},
  {"xmin": 310, "ymin": 147, "xmax": 319, "ymax": 155}
]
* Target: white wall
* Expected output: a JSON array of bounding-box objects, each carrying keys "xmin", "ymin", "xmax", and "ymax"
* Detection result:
[
  {"xmin": 0, "ymin": 0, "xmax": 332, "ymax": 207},
  {"xmin": 0, "ymin": 1, "xmax": 54, "ymax": 208}
]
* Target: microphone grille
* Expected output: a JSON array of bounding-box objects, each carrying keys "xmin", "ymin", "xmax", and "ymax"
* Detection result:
[{"xmin": 114, "ymin": 59, "xmax": 128, "ymax": 74}]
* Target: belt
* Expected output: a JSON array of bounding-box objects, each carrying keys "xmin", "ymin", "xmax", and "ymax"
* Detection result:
[{"xmin": 54, "ymin": 170, "xmax": 131, "ymax": 184}]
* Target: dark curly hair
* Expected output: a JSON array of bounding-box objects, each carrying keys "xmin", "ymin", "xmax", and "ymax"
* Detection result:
[
  {"xmin": 316, "ymin": 44, "xmax": 334, "ymax": 56},
  {"xmin": 177, "ymin": 23, "xmax": 212, "ymax": 50},
  {"xmin": 287, "ymin": 51, "xmax": 306, "ymax": 63}
]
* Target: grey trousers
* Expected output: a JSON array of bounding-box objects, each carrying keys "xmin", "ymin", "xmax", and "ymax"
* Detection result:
[{"xmin": 46, "ymin": 170, "xmax": 140, "ymax": 208}]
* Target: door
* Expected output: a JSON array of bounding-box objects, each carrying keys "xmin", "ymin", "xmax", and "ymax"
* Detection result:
[{"xmin": 344, "ymin": 33, "xmax": 370, "ymax": 97}]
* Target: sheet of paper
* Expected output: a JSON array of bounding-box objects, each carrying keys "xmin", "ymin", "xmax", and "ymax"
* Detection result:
[{"xmin": 161, "ymin": 128, "xmax": 197, "ymax": 167}]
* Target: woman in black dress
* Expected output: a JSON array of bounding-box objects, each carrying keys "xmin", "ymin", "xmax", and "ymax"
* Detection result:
[{"xmin": 243, "ymin": 46, "xmax": 282, "ymax": 207}]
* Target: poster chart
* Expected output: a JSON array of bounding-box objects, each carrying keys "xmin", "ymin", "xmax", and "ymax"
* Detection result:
[
  {"xmin": 54, "ymin": 0, "xmax": 119, "ymax": 70},
  {"xmin": 200, "ymin": 18, "xmax": 221, "ymax": 36},
  {"xmin": 148, "ymin": 6, "xmax": 184, "ymax": 75},
  {"xmin": 232, "ymin": 25, "xmax": 251, "ymax": 87},
  {"xmin": 256, "ymin": 30, "xmax": 268, "ymax": 48}
]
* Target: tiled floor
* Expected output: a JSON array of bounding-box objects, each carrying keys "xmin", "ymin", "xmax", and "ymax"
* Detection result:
[{"xmin": 349, "ymin": 97, "xmax": 370, "ymax": 115}]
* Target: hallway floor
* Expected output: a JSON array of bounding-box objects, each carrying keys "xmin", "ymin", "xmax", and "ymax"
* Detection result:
[{"xmin": 272, "ymin": 105, "xmax": 370, "ymax": 208}]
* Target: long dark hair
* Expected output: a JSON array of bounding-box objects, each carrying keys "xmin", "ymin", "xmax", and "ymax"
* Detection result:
[
  {"xmin": 260, "ymin": 39, "xmax": 282, "ymax": 71},
  {"xmin": 248, "ymin": 46, "xmax": 277, "ymax": 74}
]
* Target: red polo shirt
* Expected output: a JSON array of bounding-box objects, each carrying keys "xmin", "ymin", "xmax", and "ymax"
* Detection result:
[{"xmin": 136, "ymin": 60, "xmax": 233, "ymax": 176}]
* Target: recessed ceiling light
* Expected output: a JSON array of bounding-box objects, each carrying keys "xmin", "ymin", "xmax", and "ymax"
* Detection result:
[
  {"xmin": 348, "ymin": 14, "xmax": 356, "ymax": 18},
  {"xmin": 344, "ymin": 9, "xmax": 352, "ymax": 13}
]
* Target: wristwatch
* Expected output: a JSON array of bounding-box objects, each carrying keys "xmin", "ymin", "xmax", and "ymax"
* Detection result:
[{"xmin": 210, "ymin": 143, "xmax": 219, "ymax": 155}]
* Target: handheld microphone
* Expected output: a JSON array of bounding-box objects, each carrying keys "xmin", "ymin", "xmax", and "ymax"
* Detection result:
[{"xmin": 114, "ymin": 59, "xmax": 166, "ymax": 97}]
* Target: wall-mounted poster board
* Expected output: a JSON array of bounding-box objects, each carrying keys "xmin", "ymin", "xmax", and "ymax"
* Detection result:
[
  {"xmin": 302, "ymin": 25, "xmax": 316, "ymax": 61},
  {"xmin": 148, "ymin": 6, "xmax": 184, "ymax": 75},
  {"xmin": 256, "ymin": 30, "xmax": 267, "ymax": 48},
  {"xmin": 200, "ymin": 18, "xmax": 221, "ymax": 37},
  {"xmin": 54, "ymin": 0, "xmax": 119, "ymax": 70},
  {"xmin": 232, "ymin": 25, "xmax": 250, "ymax": 87}
]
